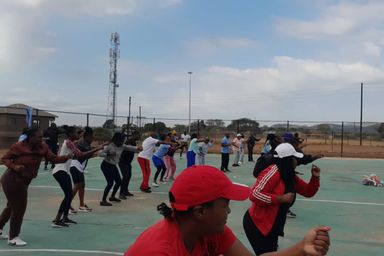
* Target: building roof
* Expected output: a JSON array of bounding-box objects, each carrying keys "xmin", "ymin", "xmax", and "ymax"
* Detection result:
[{"xmin": 0, "ymin": 104, "xmax": 57, "ymax": 118}]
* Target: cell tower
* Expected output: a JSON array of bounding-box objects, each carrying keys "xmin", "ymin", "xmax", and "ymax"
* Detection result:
[{"xmin": 107, "ymin": 32, "xmax": 120, "ymax": 126}]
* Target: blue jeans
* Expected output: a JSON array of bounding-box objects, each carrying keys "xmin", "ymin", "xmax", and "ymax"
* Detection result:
[{"xmin": 186, "ymin": 151, "xmax": 196, "ymax": 167}]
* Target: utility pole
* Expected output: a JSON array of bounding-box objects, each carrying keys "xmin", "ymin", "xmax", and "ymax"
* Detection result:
[
  {"xmin": 139, "ymin": 106, "xmax": 142, "ymax": 131},
  {"xmin": 359, "ymin": 82, "xmax": 363, "ymax": 146},
  {"xmin": 128, "ymin": 96, "xmax": 131, "ymax": 133},
  {"xmin": 188, "ymin": 72, "xmax": 192, "ymax": 133}
]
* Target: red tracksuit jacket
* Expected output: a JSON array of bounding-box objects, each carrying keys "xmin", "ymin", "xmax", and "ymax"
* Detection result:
[{"xmin": 248, "ymin": 164, "xmax": 320, "ymax": 236}]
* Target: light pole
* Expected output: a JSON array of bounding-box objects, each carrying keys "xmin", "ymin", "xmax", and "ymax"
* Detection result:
[
  {"xmin": 188, "ymin": 72, "xmax": 192, "ymax": 133},
  {"xmin": 360, "ymin": 82, "xmax": 363, "ymax": 146}
]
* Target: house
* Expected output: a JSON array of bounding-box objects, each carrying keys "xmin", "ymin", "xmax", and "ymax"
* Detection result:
[{"xmin": 0, "ymin": 103, "xmax": 57, "ymax": 148}]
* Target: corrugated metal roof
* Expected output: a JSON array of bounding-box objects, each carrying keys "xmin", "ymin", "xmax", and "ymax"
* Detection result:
[{"xmin": 0, "ymin": 104, "xmax": 57, "ymax": 118}]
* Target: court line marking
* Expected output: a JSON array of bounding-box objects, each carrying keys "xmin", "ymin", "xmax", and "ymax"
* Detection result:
[
  {"xmin": 0, "ymin": 249, "xmax": 122, "ymax": 255},
  {"xmin": 297, "ymin": 198, "xmax": 384, "ymax": 206},
  {"xmin": 30, "ymin": 185, "xmax": 384, "ymax": 206}
]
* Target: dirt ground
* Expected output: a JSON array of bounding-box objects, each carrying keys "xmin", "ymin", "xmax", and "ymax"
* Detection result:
[{"xmin": 207, "ymin": 138, "xmax": 384, "ymax": 159}]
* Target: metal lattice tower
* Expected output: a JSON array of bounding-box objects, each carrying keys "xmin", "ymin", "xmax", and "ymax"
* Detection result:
[{"xmin": 107, "ymin": 32, "xmax": 120, "ymax": 126}]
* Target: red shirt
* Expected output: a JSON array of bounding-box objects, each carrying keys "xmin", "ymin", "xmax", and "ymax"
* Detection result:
[
  {"xmin": 125, "ymin": 219, "xmax": 236, "ymax": 256},
  {"xmin": 248, "ymin": 164, "xmax": 320, "ymax": 236}
]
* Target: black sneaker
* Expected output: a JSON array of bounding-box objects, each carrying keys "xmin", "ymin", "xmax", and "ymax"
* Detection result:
[
  {"xmin": 109, "ymin": 197, "xmax": 121, "ymax": 202},
  {"xmin": 100, "ymin": 201, "xmax": 112, "ymax": 206},
  {"xmin": 62, "ymin": 218, "xmax": 77, "ymax": 224},
  {"xmin": 119, "ymin": 194, "xmax": 127, "ymax": 200},
  {"xmin": 126, "ymin": 192, "xmax": 134, "ymax": 197},
  {"xmin": 51, "ymin": 220, "xmax": 69, "ymax": 228},
  {"xmin": 140, "ymin": 188, "xmax": 152, "ymax": 193}
]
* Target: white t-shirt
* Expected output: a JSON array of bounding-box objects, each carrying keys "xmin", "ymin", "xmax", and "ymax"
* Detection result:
[
  {"xmin": 71, "ymin": 159, "xmax": 87, "ymax": 173},
  {"xmin": 138, "ymin": 137, "xmax": 159, "ymax": 160},
  {"xmin": 198, "ymin": 142, "xmax": 213, "ymax": 155},
  {"xmin": 52, "ymin": 140, "xmax": 73, "ymax": 174},
  {"xmin": 181, "ymin": 134, "xmax": 191, "ymax": 142},
  {"xmin": 232, "ymin": 138, "xmax": 244, "ymax": 152}
]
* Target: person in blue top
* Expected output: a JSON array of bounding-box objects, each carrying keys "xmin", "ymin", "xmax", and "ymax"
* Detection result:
[
  {"xmin": 220, "ymin": 133, "xmax": 232, "ymax": 172},
  {"xmin": 152, "ymin": 134, "xmax": 172, "ymax": 187},
  {"xmin": 186, "ymin": 134, "xmax": 205, "ymax": 168}
]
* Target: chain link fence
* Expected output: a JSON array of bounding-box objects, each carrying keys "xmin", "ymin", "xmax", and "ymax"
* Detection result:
[{"xmin": 1, "ymin": 105, "xmax": 383, "ymax": 157}]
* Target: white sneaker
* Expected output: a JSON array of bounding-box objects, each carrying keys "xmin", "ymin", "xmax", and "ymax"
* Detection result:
[
  {"xmin": 7, "ymin": 236, "xmax": 27, "ymax": 246},
  {"xmin": 152, "ymin": 182, "xmax": 159, "ymax": 187},
  {"xmin": 0, "ymin": 230, "xmax": 8, "ymax": 240},
  {"xmin": 78, "ymin": 205, "xmax": 92, "ymax": 212},
  {"xmin": 69, "ymin": 209, "xmax": 77, "ymax": 215}
]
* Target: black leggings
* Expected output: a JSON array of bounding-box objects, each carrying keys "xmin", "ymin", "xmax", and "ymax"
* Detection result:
[
  {"xmin": 100, "ymin": 161, "xmax": 122, "ymax": 201},
  {"xmin": 118, "ymin": 162, "xmax": 132, "ymax": 195},
  {"xmin": 243, "ymin": 210, "xmax": 278, "ymax": 255},
  {"xmin": 154, "ymin": 165, "xmax": 166, "ymax": 182},
  {"xmin": 53, "ymin": 171, "xmax": 73, "ymax": 218}
]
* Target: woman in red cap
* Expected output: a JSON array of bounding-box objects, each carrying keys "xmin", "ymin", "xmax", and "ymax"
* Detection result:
[{"xmin": 125, "ymin": 165, "xmax": 330, "ymax": 256}]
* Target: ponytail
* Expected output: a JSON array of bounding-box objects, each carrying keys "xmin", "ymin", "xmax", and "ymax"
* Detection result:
[{"xmin": 157, "ymin": 202, "xmax": 174, "ymax": 220}]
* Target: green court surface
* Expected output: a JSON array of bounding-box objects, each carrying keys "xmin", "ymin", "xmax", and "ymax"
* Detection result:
[{"xmin": 0, "ymin": 155, "xmax": 383, "ymax": 255}]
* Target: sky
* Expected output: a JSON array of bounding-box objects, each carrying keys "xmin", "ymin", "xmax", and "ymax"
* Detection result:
[{"xmin": 1, "ymin": 0, "xmax": 384, "ymax": 126}]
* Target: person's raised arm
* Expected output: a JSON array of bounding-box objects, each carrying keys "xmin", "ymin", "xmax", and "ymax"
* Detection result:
[
  {"xmin": 123, "ymin": 144, "xmax": 141, "ymax": 153},
  {"xmin": 262, "ymin": 226, "xmax": 330, "ymax": 256},
  {"xmin": 45, "ymin": 146, "xmax": 71, "ymax": 164},
  {"xmin": 225, "ymin": 226, "xmax": 330, "ymax": 256},
  {"xmin": 78, "ymin": 142, "xmax": 109, "ymax": 159},
  {"xmin": 99, "ymin": 144, "xmax": 112, "ymax": 157},
  {"xmin": 1, "ymin": 144, "xmax": 23, "ymax": 171}
]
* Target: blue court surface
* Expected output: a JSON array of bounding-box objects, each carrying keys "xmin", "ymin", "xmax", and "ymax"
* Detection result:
[{"xmin": 0, "ymin": 154, "xmax": 383, "ymax": 255}]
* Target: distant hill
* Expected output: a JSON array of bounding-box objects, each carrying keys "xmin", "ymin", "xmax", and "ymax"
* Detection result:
[{"xmin": 269, "ymin": 122, "xmax": 380, "ymax": 135}]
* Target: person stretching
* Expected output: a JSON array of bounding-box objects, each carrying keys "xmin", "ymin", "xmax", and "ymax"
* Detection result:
[
  {"xmin": 70, "ymin": 127, "xmax": 106, "ymax": 212},
  {"xmin": 99, "ymin": 132, "xmax": 139, "ymax": 206},
  {"xmin": 152, "ymin": 134, "xmax": 172, "ymax": 187},
  {"xmin": 0, "ymin": 127, "xmax": 70, "ymax": 245},
  {"xmin": 52, "ymin": 126, "xmax": 103, "ymax": 227}
]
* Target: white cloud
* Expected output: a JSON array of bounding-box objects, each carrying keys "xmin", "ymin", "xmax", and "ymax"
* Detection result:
[
  {"xmin": 0, "ymin": 0, "xmax": 181, "ymax": 70},
  {"xmin": 276, "ymin": 2, "xmax": 384, "ymax": 39},
  {"xmin": 0, "ymin": 0, "xmax": 181, "ymax": 16},
  {"xmin": 3, "ymin": 56, "xmax": 383, "ymax": 122},
  {"xmin": 186, "ymin": 37, "xmax": 256, "ymax": 55},
  {"xmin": 364, "ymin": 42, "xmax": 381, "ymax": 56},
  {"xmin": 0, "ymin": 12, "xmax": 57, "ymax": 72},
  {"xmin": 140, "ymin": 57, "xmax": 384, "ymax": 121}
]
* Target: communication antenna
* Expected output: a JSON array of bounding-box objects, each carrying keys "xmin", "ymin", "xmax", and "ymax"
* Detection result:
[{"xmin": 107, "ymin": 32, "xmax": 120, "ymax": 126}]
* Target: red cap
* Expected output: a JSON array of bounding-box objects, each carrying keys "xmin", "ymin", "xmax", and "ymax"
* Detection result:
[{"xmin": 169, "ymin": 165, "xmax": 250, "ymax": 211}]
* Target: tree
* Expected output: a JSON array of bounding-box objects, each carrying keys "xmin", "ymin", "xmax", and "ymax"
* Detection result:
[
  {"xmin": 143, "ymin": 121, "xmax": 168, "ymax": 133},
  {"xmin": 190, "ymin": 120, "xmax": 206, "ymax": 132},
  {"xmin": 206, "ymin": 119, "xmax": 225, "ymax": 128},
  {"xmin": 377, "ymin": 123, "xmax": 384, "ymax": 138},
  {"xmin": 121, "ymin": 123, "xmax": 139, "ymax": 134},
  {"xmin": 173, "ymin": 124, "xmax": 187, "ymax": 133},
  {"xmin": 227, "ymin": 118, "xmax": 260, "ymax": 134},
  {"xmin": 317, "ymin": 124, "xmax": 331, "ymax": 135},
  {"xmin": 93, "ymin": 127, "xmax": 113, "ymax": 142},
  {"xmin": 103, "ymin": 119, "xmax": 116, "ymax": 129}
]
